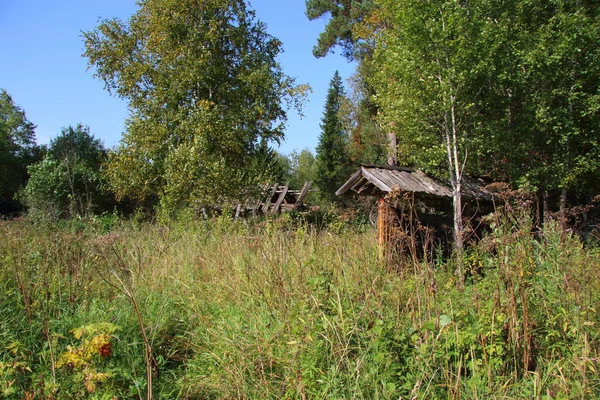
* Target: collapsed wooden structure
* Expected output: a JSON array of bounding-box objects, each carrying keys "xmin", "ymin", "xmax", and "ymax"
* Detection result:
[
  {"xmin": 336, "ymin": 165, "xmax": 493, "ymax": 263},
  {"xmin": 232, "ymin": 181, "xmax": 312, "ymax": 218}
]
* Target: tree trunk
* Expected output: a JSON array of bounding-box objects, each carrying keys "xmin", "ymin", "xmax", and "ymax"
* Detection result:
[
  {"xmin": 543, "ymin": 191, "xmax": 549, "ymax": 223},
  {"xmin": 559, "ymin": 187, "xmax": 568, "ymax": 231},
  {"xmin": 453, "ymin": 182, "xmax": 464, "ymax": 252},
  {"xmin": 536, "ymin": 189, "xmax": 545, "ymax": 229},
  {"xmin": 387, "ymin": 132, "xmax": 397, "ymax": 167},
  {"xmin": 443, "ymin": 95, "xmax": 464, "ymax": 289}
]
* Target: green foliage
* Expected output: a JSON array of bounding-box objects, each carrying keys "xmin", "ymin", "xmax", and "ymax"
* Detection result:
[
  {"xmin": 508, "ymin": 1, "xmax": 600, "ymax": 195},
  {"xmin": 305, "ymin": 0, "xmax": 373, "ymax": 60},
  {"xmin": 285, "ymin": 148, "xmax": 316, "ymax": 189},
  {"xmin": 362, "ymin": 0, "xmax": 600, "ymax": 252},
  {"xmin": 342, "ymin": 70, "xmax": 387, "ymax": 165},
  {"xmin": 0, "ymin": 89, "xmax": 40, "ymax": 209},
  {"xmin": 84, "ymin": 0, "xmax": 308, "ymax": 214},
  {"xmin": 21, "ymin": 125, "xmax": 111, "ymax": 219},
  {"xmin": 315, "ymin": 71, "xmax": 352, "ymax": 202},
  {"xmin": 248, "ymin": 138, "xmax": 289, "ymax": 184},
  {"xmin": 367, "ymin": 0, "xmax": 488, "ymax": 176},
  {"xmin": 21, "ymin": 158, "xmax": 69, "ymax": 219},
  {"xmin": 365, "ymin": 0, "xmax": 600, "ymax": 204},
  {"xmin": 49, "ymin": 124, "xmax": 105, "ymax": 169}
]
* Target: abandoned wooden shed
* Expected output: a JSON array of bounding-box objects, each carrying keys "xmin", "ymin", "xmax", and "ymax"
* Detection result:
[
  {"xmin": 336, "ymin": 164, "xmax": 494, "ymax": 262},
  {"xmin": 335, "ymin": 164, "xmax": 492, "ymax": 202}
]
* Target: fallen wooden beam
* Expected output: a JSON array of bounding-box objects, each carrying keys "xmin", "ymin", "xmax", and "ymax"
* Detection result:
[
  {"xmin": 295, "ymin": 181, "xmax": 312, "ymax": 206},
  {"xmin": 262, "ymin": 183, "xmax": 279, "ymax": 213},
  {"xmin": 272, "ymin": 184, "xmax": 289, "ymax": 214}
]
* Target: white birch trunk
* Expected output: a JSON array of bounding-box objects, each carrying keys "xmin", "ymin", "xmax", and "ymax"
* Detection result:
[{"xmin": 387, "ymin": 132, "xmax": 397, "ymax": 167}]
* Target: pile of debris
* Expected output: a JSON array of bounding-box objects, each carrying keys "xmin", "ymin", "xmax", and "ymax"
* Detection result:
[{"xmin": 231, "ymin": 181, "xmax": 313, "ymax": 218}]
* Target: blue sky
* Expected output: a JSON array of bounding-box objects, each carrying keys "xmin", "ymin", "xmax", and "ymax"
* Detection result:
[{"xmin": 0, "ymin": 0, "xmax": 356, "ymax": 155}]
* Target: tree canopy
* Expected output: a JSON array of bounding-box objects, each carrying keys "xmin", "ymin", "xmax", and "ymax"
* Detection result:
[
  {"xmin": 22, "ymin": 125, "xmax": 111, "ymax": 218},
  {"xmin": 0, "ymin": 89, "xmax": 39, "ymax": 208},
  {"xmin": 305, "ymin": 0, "xmax": 373, "ymax": 60},
  {"xmin": 364, "ymin": 0, "xmax": 600, "ymax": 211},
  {"xmin": 84, "ymin": 0, "xmax": 307, "ymax": 214},
  {"xmin": 289, "ymin": 149, "xmax": 316, "ymax": 189}
]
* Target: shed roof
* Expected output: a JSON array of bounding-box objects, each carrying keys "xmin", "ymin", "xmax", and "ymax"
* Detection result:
[{"xmin": 335, "ymin": 165, "xmax": 493, "ymax": 201}]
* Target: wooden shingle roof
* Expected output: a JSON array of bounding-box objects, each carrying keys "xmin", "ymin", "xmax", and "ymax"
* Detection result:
[{"xmin": 336, "ymin": 165, "xmax": 492, "ymax": 201}]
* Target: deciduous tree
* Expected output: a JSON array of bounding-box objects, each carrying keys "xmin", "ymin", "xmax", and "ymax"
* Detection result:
[
  {"xmin": 84, "ymin": 0, "xmax": 307, "ymax": 214},
  {"xmin": 0, "ymin": 89, "xmax": 39, "ymax": 210},
  {"xmin": 286, "ymin": 148, "xmax": 316, "ymax": 189},
  {"xmin": 510, "ymin": 2, "xmax": 600, "ymax": 218},
  {"xmin": 23, "ymin": 125, "xmax": 110, "ymax": 218},
  {"xmin": 366, "ymin": 0, "xmax": 600, "ymax": 259}
]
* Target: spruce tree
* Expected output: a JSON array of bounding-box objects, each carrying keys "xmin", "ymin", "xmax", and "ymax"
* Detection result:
[{"xmin": 315, "ymin": 71, "xmax": 350, "ymax": 202}]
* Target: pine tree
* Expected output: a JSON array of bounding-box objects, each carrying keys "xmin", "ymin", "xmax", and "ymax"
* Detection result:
[{"xmin": 315, "ymin": 71, "xmax": 350, "ymax": 202}]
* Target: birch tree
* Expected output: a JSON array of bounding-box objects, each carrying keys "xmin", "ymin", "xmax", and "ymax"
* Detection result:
[
  {"xmin": 369, "ymin": 0, "xmax": 493, "ymax": 247},
  {"xmin": 84, "ymin": 0, "xmax": 307, "ymax": 213}
]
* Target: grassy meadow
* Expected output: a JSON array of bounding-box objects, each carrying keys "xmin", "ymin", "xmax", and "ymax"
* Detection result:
[{"xmin": 1, "ymin": 209, "xmax": 599, "ymax": 399}]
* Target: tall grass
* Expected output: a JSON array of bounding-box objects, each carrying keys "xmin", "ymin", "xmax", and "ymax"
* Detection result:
[{"xmin": 1, "ymin": 211, "xmax": 599, "ymax": 399}]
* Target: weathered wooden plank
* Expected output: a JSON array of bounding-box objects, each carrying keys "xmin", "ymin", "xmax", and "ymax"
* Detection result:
[
  {"xmin": 262, "ymin": 183, "xmax": 279, "ymax": 213},
  {"xmin": 361, "ymin": 167, "xmax": 392, "ymax": 192},
  {"xmin": 252, "ymin": 183, "xmax": 270, "ymax": 211},
  {"xmin": 295, "ymin": 181, "xmax": 312, "ymax": 206},
  {"xmin": 378, "ymin": 196, "xmax": 389, "ymax": 262},
  {"xmin": 356, "ymin": 181, "xmax": 375, "ymax": 194},
  {"xmin": 338, "ymin": 165, "xmax": 479, "ymax": 199},
  {"xmin": 335, "ymin": 169, "xmax": 363, "ymax": 196},
  {"xmin": 351, "ymin": 177, "xmax": 369, "ymax": 194},
  {"xmin": 272, "ymin": 184, "xmax": 289, "ymax": 214},
  {"xmin": 281, "ymin": 204, "xmax": 296, "ymax": 211},
  {"xmin": 370, "ymin": 168, "xmax": 397, "ymax": 190}
]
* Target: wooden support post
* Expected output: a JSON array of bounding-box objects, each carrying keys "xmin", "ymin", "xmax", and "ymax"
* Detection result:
[
  {"xmin": 378, "ymin": 196, "xmax": 391, "ymax": 263},
  {"xmin": 378, "ymin": 195, "xmax": 398, "ymax": 266}
]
